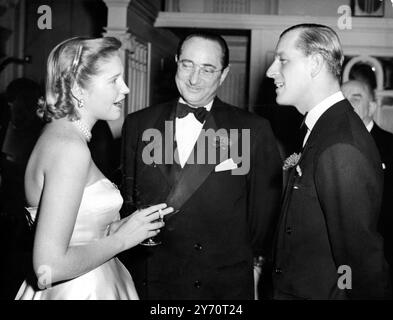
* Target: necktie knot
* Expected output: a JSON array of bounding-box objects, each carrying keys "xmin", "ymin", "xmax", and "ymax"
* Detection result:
[
  {"xmin": 176, "ymin": 102, "xmax": 209, "ymax": 123},
  {"xmin": 300, "ymin": 112, "xmax": 310, "ymax": 149}
]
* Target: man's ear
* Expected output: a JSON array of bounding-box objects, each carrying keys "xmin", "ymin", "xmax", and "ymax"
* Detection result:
[
  {"xmin": 175, "ymin": 55, "xmax": 178, "ymax": 63},
  {"xmin": 368, "ymin": 100, "xmax": 377, "ymax": 118},
  {"xmin": 219, "ymin": 64, "xmax": 230, "ymax": 85},
  {"xmin": 310, "ymin": 53, "xmax": 324, "ymax": 78}
]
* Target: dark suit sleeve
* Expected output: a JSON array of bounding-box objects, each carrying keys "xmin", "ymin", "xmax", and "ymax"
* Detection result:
[
  {"xmin": 374, "ymin": 129, "xmax": 393, "ymax": 269},
  {"xmin": 315, "ymin": 143, "xmax": 389, "ymax": 299},
  {"xmin": 248, "ymin": 121, "xmax": 282, "ymax": 257},
  {"xmin": 120, "ymin": 116, "xmax": 138, "ymax": 216}
]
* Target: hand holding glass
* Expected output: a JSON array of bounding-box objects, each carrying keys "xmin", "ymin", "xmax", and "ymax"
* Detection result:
[
  {"xmin": 139, "ymin": 204, "xmax": 171, "ymax": 246},
  {"xmin": 106, "ymin": 203, "xmax": 172, "ymax": 247}
]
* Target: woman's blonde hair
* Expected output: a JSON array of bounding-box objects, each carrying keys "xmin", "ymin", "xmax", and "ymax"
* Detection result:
[{"xmin": 38, "ymin": 36, "xmax": 121, "ymax": 122}]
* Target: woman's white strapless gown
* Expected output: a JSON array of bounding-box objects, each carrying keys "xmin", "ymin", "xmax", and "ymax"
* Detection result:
[{"xmin": 15, "ymin": 178, "xmax": 139, "ymax": 300}]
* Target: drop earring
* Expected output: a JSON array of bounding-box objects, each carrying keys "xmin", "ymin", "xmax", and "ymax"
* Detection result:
[{"xmin": 78, "ymin": 98, "xmax": 84, "ymax": 108}]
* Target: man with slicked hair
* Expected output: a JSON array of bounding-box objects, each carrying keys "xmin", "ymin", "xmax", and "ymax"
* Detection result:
[{"xmin": 267, "ymin": 24, "xmax": 391, "ymax": 299}]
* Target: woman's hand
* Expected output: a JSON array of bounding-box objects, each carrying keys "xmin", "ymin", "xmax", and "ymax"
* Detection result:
[{"xmin": 110, "ymin": 203, "xmax": 173, "ymax": 250}]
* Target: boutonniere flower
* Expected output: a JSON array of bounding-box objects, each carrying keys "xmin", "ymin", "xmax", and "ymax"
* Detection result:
[
  {"xmin": 283, "ymin": 152, "xmax": 301, "ymax": 171},
  {"xmin": 213, "ymin": 134, "xmax": 232, "ymax": 150}
]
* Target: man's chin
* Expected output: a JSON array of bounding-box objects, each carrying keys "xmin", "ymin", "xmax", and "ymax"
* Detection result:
[
  {"xmin": 276, "ymin": 95, "xmax": 289, "ymax": 106},
  {"xmin": 182, "ymin": 97, "xmax": 208, "ymax": 108},
  {"xmin": 276, "ymin": 94, "xmax": 297, "ymax": 107}
]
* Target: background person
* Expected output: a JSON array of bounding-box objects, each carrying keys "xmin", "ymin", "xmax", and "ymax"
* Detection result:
[
  {"xmin": 0, "ymin": 78, "xmax": 42, "ymax": 299},
  {"xmin": 342, "ymin": 79, "xmax": 393, "ymax": 290}
]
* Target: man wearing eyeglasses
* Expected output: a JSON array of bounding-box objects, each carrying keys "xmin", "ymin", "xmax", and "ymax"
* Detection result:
[{"xmin": 121, "ymin": 32, "xmax": 282, "ymax": 300}]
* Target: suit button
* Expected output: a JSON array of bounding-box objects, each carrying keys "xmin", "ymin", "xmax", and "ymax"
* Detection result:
[
  {"xmin": 142, "ymin": 280, "xmax": 147, "ymax": 286},
  {"xmin": 194, "ymin": 243, "xmax": 202, "ymax": 251},
  {"xmin": 286, "ymin": 227, "xmax": 292, "ymax": 234},
  {"xmin": 275, "ymin": 268, "xmax": 282, "ymax": 274},
  {"xmin": 194, "ymin": 280, "xmax": 201, "ymax": 288}
]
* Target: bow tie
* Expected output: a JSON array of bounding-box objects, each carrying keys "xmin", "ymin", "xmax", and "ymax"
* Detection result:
[{"xmin": 176, "ymin": 103, "xmax": 209, "ymax": 123}]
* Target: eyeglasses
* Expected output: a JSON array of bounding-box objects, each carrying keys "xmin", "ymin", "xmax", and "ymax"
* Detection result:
[{"xmin": 177, "ymin": 59, "xmax": 223, "ymax": 79}]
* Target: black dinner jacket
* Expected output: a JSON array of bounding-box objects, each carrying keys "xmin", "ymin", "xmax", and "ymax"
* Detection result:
[
  {"xmin": 273, "ymin": 99, "xmax": 392, "ymax": 300},
  {"xmin": 371, "ymin": 124, "xmax": 393, "ymax": 271},
  {"xmin": 120, "ymin": 97, "xmax": 282, "ymax": 300}
]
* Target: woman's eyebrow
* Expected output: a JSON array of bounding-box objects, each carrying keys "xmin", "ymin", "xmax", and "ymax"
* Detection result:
[{"xmin": 108, "ymin": 73, "xmax": 121, "ymax": 80}]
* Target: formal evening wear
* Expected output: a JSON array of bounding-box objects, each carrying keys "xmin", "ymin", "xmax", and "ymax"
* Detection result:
[
  {"xmin": 273, "ymin": 96, "xmax": 392, "ymax": 299},
  {"xmin": 175, "ymin": 99, "xmax": 212, "ymax": 168},
  {"xmin": 176, "ymin": 103, "xmax": 209, "ymax": 123},
  {"xmin": 15, "ymin": 178, "xmax": 139, "ymax": 300},
  {"xmin": 121, "ymin": 97, "xmax": 282, "ymax": 300}
]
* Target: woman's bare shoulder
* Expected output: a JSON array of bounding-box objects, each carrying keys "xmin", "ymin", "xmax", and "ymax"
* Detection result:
[
  {"xmin": 25, "ymin": 122, "xmax": 92, "ymax": 205},
  {"xmin": 37, "ymin": 123, "xmax": 90, "ymax": 160},
  {"xmin": 27, "ymin": 122, "xmax": 91, "ymax": 181}
]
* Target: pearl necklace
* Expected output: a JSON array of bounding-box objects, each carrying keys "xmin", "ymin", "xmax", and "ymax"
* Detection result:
[{"xmin": 73, "ymin": 119, "xmax": 92, "ymax": 142}]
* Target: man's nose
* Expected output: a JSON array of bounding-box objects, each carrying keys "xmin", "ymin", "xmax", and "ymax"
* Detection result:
[
  {"xmin": 122, "ymin": 85, "xmax": 130, "ymax": 95},
  {"xmin": 266, "ymin": 60, "xmax": 278, "ymax": 79},
  {"xmin": 120, "ymin": 78, "xmax": 130, "ymax": 95},
  {"xmin": 189, "ymin": 67, "xmax": 201, "ymax": 84}
]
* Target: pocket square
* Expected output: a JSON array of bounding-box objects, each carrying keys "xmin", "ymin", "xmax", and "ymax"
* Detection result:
[{"xmin": 215, "ymin": 158, "xmax": 238, "ymax": 172}]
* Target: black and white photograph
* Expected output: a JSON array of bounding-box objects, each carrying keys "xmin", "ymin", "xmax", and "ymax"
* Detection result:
[{"xmin": 1, "ymin": 0, "xmax": 393, "ymax": 311}]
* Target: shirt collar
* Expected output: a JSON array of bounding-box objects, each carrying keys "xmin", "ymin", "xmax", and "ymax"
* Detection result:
[
  {"xmin": 305, "ymin": 91, "xmax": 345, "ymax": 132},
  {"xmin": 366, "ymin": 120, "xmax": 374, "ymax": 132},
  {"xmin": 178, "ymin": 97, "xmax": 214, "ymax": 111}
]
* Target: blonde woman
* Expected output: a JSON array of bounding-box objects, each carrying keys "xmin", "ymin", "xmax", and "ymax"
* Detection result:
[{"xmin": 15, "ymin": 37, "xmax": 172, "ymax": 300}]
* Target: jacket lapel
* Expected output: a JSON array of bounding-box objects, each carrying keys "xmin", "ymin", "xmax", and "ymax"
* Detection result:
[
  {"xmin": 297, "ymin": 101, "xmax": 351, "ymax": 166},
  {"xmin": 281, "ymin": 100, "xmax": 351, "ymax": 201},
  {"xmin": 165, "ymin": 98, "xmax": 228, "ymax": 215}
]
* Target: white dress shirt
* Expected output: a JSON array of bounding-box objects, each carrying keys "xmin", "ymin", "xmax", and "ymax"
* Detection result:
[
  {"xmin": 366, "ymin": 120, "xmax": 374, "ymax": 132},
  {"xmin": 175, "ymin": 98, "xmax": 213, "ymax": 167},
  {"xmin": 303, "ymin": 91, "xmax": 345, "ymax": 147}
]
